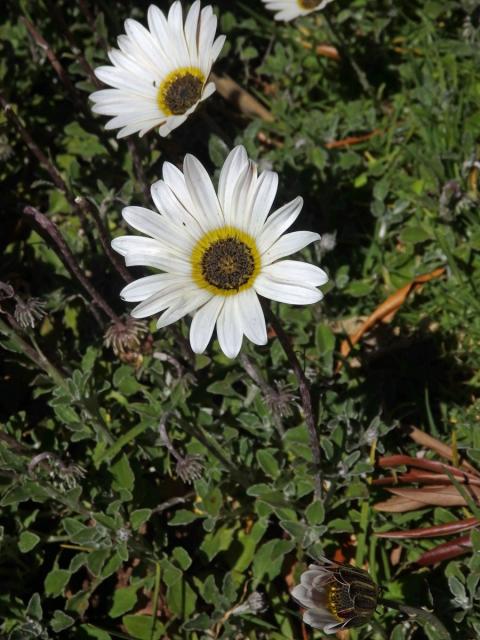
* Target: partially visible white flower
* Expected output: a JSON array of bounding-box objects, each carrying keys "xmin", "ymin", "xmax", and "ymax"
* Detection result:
[
  {"xmin": 112, "ymin": 145, "xmax": 328, "ymax": 359},
  {"xmin": 261, "ymin": 0, "xmax": 334, "ymax": 22},
  {"xmin": 90, "ymin": 1, "xmax": 225, "ymax": 138},
  {"xmin": 291, "ymin": 559, "xmax": 378, "ymax": 634}
]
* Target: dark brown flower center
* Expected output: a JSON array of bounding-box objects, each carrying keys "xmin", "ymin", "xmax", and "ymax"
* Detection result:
[
  {"xmin": 201, "ymin": 237, "xmax": 255, "ymax": 290},
  {"xmin": 163, "ymin": 73, "xmax": 204, "ymax": 115}
]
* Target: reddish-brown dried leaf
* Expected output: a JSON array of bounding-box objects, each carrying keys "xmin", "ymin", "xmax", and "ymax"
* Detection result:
[
  {"xmin": 325, "ymin": 129, "xmax": 382, "ymax": 149},
  {"xmin": 337, "ymin": 268, "xmax": 445, "ymax": 371},
  {"xmin": 377, "ymin": 455, "xmax": 479, "ymax": 481},
  {"xmin": 416, "ymin": 535, "xmax": 472, "ymax": 565},
  {"xmin": 386, "ymin": 486, "xmax": 480, "ymax": 507},
  {"xmin": 373, "ymin": 471, "xmax": 480, "ymax": 487},
  {"xmin": 315, "ymin": 44, "xmax": 341, "ymax": 60},
  {"xmin": 212, "ymin": 72, "xmax": 274, "ymax": 122},
  {"xmin": 375, "ymin": 517, "xmax": 479, "ymax": 539},
  {"xmin": 374, "ymin": 495, "xmax": 426, "ymax": 513},
  {"xmin": 408, "ymin": 427, "xmax": 480, "ymax": 476}
]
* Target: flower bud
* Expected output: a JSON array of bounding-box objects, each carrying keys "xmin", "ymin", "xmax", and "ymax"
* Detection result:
[{"xmin": 291, "ymin": 559, "xmax": 378, "ymax": 634}]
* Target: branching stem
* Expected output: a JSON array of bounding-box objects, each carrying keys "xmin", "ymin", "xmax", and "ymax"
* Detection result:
[
  {"xmin": 266, "ymin": 306, "xmax": 323, "ymax": 500},
  {"xmin": 23, "ymin": 206, "xmax": 120, "ymax": 324}
]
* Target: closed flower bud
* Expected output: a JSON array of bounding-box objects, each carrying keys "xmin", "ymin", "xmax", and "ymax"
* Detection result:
[{"xmin": 291, "ymin": 559, "xmax": 378, "ymax": 634}]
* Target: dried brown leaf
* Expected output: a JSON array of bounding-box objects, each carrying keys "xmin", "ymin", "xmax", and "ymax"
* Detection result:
[
  {"xmin": 386, "ymin": 486, "xmax": 480, "ymax": 507},
  {"xmin": 337, "ymin": 267, "xmax": 445, "ymax": 371},
  {"xmin": 373, "ymin": 495, "xmax": 426, "ymax": 513},
  {"xmin": 417, "ymin": 535, "xmax": 472, "ymax": 566},
  {"xmin": 375, "ymin": 517, "xmax": 479, "ymax": 539},
  {"xmin": 212, "ymin": 72, "xmax": 274, "ymax": 122},
  {"xmin": 408, "ymin": 426, "xmax": 480, "ymax": 476}
]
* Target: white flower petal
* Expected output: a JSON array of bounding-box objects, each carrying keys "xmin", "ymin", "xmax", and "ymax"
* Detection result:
[
  {"xmin": 112, "ymin": 235, "xmax": 163, "ymax": 257},
  {"xmin": 189, "ymin": 295, "xmax": 224, "ymax": 353},
  {"xmin": 254, "ymin": 273, "xmax": 323, "ymax": 305},
  {"xmin": 159, "ymin": 114, "xmax": 188, "ymax": 137},
  {"xmin": 184, "ymin": 1, "xmax": 201, "ymax": 61},
  {"xmin": 231, "ymin": 160, "xmax": 258, "ymax": 232},
  {"xmin": 131, "ymin": 284, "xmax": 198, "ymax": 318},
  {"xmin": 124, "ymin": 18, "xmax": 165, "ymax": 71},
  {"xmin": 150, "ymin": 180, "xmax": 203, "ymax": 239},
  {"xmin": 249, "ymin": 169, "xmax": 278, "ymax": 237},
  {"xmin": 237, "ymin": 289, "xmax": 267, "ymax": 346},
  {"xmin": 258, "ymin": 196, "xmax": 303, "ymax": 253},
  {"xmin": 156, "ymin": 288, "xmax": 211, "ymax": 328},
  {"xmin": 261, "ymin": 0, "xmax": 334, "ymax": 21},
  {"xmin": 263, "ymin": 230, "xmax": 320, "ymax": 264},
  {"xmin": 183, "ymin": 154, "xmax": 224, "ymax": 229},
  {"xmin": 216, "ymin": 297, "xmax": 243, "ymax": 358},
  {"xmin": 210, "ymin": 34, "xmax": 226, "ymax": 62},
  {"xmin": 162, "ymin": 161, "xmax": 196, "ymax": 213},
  {"xmin": 94, "ymin": 66, "xmax": 156, "ymax": 97},
  {"xmin": 263, "ymin": 260, "xmax": 328, "ymax": 287},
  {"xmin": 125, "ymin": 251, "xmax": 191, "ymax": 275},
  {"xmin": 168, "ymin": 1, "xmax": 188, "ymax": 57},
  {"xmin": 218, "ymin": 146, "xmax": 249, "ymax": 225},
  {"xmin": 122, "ymin": 206, "xmax": 192, "ymax": 255},
  {"xmin": 198, "ymin": 6, "xmax": 218, "ymax": 71},
  {"xmin": 200, "ymin": 81, "xmax": 216, "ymax": 103},
  {"xmin": 303, "ymin": 610, "xmax": 339, "ymax": 632},
  {"xmin": 120, "ymin": 273, "xmax": 187, "ymax": 302}
]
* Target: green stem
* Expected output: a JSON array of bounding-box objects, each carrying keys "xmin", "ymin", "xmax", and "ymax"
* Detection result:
[
  {"xmin": 0, "ymin": 316, "xmax": 113, "ymax": 444},
  {"xmin": 0, "ymin": 316, "xmax": 66, "ymax": 389},
  {"xmin": 266, "ymin": 306, "xmax": 323, "ymax": 500},
  {"xmin": 179, "ymin": 417, "xmax": 248, "ymax": 487},
  {"xmin": 322, "ymin": 12, "xmax": 373, "ymax": 97},
  {"xmin": 150, "ymin": 562, "xmax": 161, "ymax": 640},
  {"xmin": 379, "ymin": 599, "xmax": 450, "ymax": 638}
]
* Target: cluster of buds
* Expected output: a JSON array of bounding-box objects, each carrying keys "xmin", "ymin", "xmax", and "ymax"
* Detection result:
[
  {"xmin": 28, "ymin": 452, "xmax": 86, "ymax": 492},
  {"xmin": 103, "ymin": 316, "xmax": 149, "ymax": 366},
  {"xmin": 0, "ymin": 281, "xmax": 47, "ymax": 330}
]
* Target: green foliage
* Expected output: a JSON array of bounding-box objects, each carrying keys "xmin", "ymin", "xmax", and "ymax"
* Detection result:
[{"xmin": 1, "ymin": 0, "xmax": 480, "ymax": 638}]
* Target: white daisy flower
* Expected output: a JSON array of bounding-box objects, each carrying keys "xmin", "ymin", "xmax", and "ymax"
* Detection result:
[
  {"xmin": 112, "ymin": 145, "xmax": 328, "ymax": 359},
  {"xmin": 261, "ymin": 0, "xmax": 334, "ymax": 22},
  {"xmin": 90, "ymin": 1, "xmax": 225, "ymax": 138}
]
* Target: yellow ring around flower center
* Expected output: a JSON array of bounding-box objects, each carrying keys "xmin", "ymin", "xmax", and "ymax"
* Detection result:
[
  {"xmin": 157, "ymin": 67, "xmax": 205, "ymax": 116},
  {"xmin": 191, "ymin": 226, "xmax": 260, "ymax": 296}
]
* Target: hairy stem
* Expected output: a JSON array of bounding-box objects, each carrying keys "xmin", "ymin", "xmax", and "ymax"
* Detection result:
[
  {"xmin": 127, "ymin": 139, "xmax": 151, "ymax": 205},
  {"xmin": 266, "ymin": 306, "xmax": 323, "ymax": 500},
  {"xmin": 178, "ymin": 417, "xmax": 248, "ymax": 487},
  {"xmin": 157, "ymin": 413, "xmax": 183, "ymax": 462},
  {"xmin": 239, "ymin": 352, "xmax": 285, "ymax": 437},
  {"xmin": 0, "ymin": 314, "xmax": 113, "ymax": 444},
  {"xmin": 23, "ymin": 206, "xmax": 120, "ymax": 324},
  {"xmin": 0, "ymin": 315, "xmax": 66, "ymax": 388},
  {"xmin": 1, "ymin": 94, "xmax": 127, "ymax": 280},
  {"xmin": 75, "ymin": 196, "xmax": 132, "ymax": 283},
  {"xmin": 45, "ymin": 0, "xmax": 102, "ymax": 88},
  {"xmin": 21, "ymin": 16, "xmax": 85, "ymax": 112}
]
